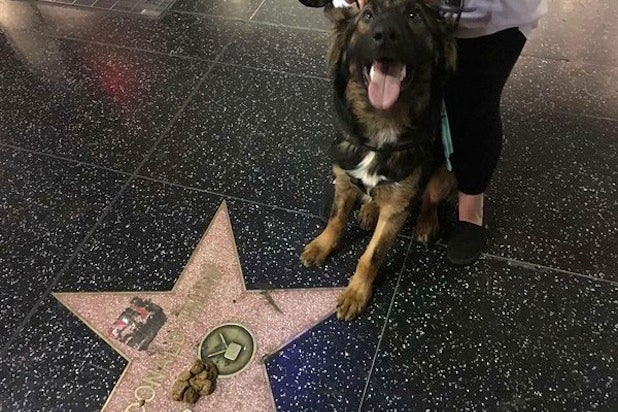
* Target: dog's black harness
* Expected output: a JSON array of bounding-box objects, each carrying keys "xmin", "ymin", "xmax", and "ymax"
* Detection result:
[
  {"xmin": 336, "ymin": 128, "xmax": 439, "ymax": 195},
  {"xmin": 336, "ymin": 102, "xmax": 453, "ymax": 196},
  {"xmin": 330, "ymin": 62, "xmax": 444, "ymax": 194}
]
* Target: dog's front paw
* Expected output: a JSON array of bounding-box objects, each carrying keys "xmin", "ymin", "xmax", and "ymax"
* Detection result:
[
  {"xmin": 300, "ymin": 237, "xmax": 334, "ymax": 267},
  {"xmin": 336, "ymin": 278, "xmax": 372, "ymax": 321}
]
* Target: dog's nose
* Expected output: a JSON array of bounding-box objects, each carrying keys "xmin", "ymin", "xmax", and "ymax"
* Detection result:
[{"xmin": 372, "ymin": 24, "xmax": 400, "ymax": 47}]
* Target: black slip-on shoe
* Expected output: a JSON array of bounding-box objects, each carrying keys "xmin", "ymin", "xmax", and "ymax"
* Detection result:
[{"xmin": 446, "ymin": 221, "xmax": 487, "ymax": 266}]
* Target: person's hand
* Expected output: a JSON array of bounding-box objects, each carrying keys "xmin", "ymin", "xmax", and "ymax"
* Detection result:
[{"xmin": 344, "ymin": 0, "xmax": 366, "ymax": 7}]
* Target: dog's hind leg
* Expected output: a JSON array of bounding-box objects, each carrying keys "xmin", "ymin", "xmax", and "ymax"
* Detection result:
[
  {"xmin": 337, "ymin": 201, "xmax": 409, "ymax": 321},
  {"xmin": 301, "ymin": 167, "xmax": 359, "ymax": 267},
  {"xmin": 415, "ymin": 164, "xmax": 457, "ymax": 244}
]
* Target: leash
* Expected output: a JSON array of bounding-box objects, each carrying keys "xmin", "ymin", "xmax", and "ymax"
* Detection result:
[{"xmin": 441, "ymin": 100, "xmax": 454, "ymax": 171}]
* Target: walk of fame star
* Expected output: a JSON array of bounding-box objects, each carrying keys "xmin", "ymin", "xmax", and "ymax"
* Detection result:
[{"xmin": 54, "ymin": 202, "xmax": 342, "ymax": 411}]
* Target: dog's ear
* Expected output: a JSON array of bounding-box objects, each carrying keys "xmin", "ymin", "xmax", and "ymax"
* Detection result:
[
  {"xmin": 434, "ymin": 24, "xmax": 457, "ymax": 76},
  {"xmin": 429, "ymin": 32, "xmax": 457, "ymax": 86},
  {"xmin": 420, "ymin": 4, "xmax": 457, "ymax": 77},
  {"xmin": 324, "ymin": 3, "xmax": 359, "ymax": 27},
  {"xmin": 325, "ymin": 4, "xmax": 359, "ymax": 74},
  {"xmin": 442, "ymin": 36, "xmax": 457, "ymax": 75}
]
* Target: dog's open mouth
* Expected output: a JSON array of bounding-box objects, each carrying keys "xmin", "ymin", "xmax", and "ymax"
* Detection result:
[{"xmin": 363, "ymin": 60, "xmax": 408, "ymax": 111}]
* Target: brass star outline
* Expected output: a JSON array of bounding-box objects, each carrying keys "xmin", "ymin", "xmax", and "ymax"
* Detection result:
[{"xmin": 54, "ymin": 202, "xmax": 342, "ymax": 411}]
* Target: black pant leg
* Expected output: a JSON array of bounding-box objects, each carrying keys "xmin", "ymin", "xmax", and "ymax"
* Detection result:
[{"xmin": 445, "ymin": 27, "xmax": 527, "ymax": 195}]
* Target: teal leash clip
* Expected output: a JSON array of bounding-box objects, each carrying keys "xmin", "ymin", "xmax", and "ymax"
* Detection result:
[{"xmin": 440, "ymin": 100, "xmax": 454, "ymax": 172}]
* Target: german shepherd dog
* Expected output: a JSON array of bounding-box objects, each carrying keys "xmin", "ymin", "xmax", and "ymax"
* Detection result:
[{"xmin": 301, "ymin": 0, "xmax": 458, "ymax": 320}]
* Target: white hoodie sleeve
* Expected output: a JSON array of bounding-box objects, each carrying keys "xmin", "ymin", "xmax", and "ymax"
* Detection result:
[
  {"xmin": 456, "ymin": 0, "xmax": 548, "ymax": 39},
  {"xmin": 331, "ymin": 0, "xmax": 547, "ymax": 39}
]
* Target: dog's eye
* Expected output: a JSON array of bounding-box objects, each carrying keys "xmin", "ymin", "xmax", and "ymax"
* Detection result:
[
  {"xmin": 409, "ymin": 12, "xmax": 421, "ymax": 22},
  {"xmin": 363, "ymin": 10, "xmax": 374, "ymax": 22}
]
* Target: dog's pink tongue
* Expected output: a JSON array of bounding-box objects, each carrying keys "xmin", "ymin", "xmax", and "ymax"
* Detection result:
[{"xmin": 367, "ymin": 61, "xmax": 403, "ymax": 110}]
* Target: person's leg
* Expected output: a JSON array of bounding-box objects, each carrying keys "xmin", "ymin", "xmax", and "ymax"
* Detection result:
[{"xmin": 445, "ymin": 27, "xmax": 527, "ymax": 265}]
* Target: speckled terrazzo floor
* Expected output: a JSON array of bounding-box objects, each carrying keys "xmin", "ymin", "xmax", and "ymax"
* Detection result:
[{"xmin": 0, "ymin": 1, "xmax": 617, "ymax": 411}]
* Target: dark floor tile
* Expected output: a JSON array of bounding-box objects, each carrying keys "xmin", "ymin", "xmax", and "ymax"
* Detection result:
[
  {"xmin": 92, "ymin": 0, "xmax": 118, "ymax": 9},
  {"xmin": 0, "ymin": 32, "xmax": 205, "ymax": 170},
  {"xmin": 481, "ymin": 262, "xmax": 618, "ymax": 347},
  {"xmin": 107, "ymin": 0, "xmax": 134, "ymax": 12},
  {"xmin": 171, "ymin": 0, "xmax": 262, "ymax": 19},
  {"xmin": 10, "ymin": 3, "xmax": 239, "ymax": 61},
  {"xmin": 29, "ymin": 2, "xmax": 328, "ymax": 77},
  {"xmin": 487, "ymin": 108, "xmax": 618, "ymax": 280},
  {"xmin": 227, "ymin": 199, "xmax": 410, "ymax": 289},
  {"xmin": 251, "ymin": 0, "xmax": 331, "ymax": 31},
  {"xmin": 56, "ymin": 179, "xmax": 224, "ymax": 292},
  {"xmin": 0, "ymin": 295, "xmax": 126, "ymax": 411},
  {"xmin": 505, "ymin": 55, "xmax": 618, "ymax": 121},
  {"xmin": 265, "ymin": 267, "xmax": 401, "ymax": 411},
  {"xmin": 486, "ymin": 331, "xmax": 617, "ymax": 411},
  {"xmin": 361, "ymin": 246, "xmax": 618, "ymax": 411},
  {"xmin": 219, "ymin": 21, "xmax": 330, "ymax": 77},
  {"xmin": 57, "ymin": 175, "xmax": 409, "ymax": 293},
  {"xmin": 524, "ymin": 0, "xmax": 618, "ymax": 67},
  {"xmin": 4, "ymin": 1, "xmax": 338, "ymax": 77},
  {"xmin": 142, "ymin": 63, "xmax": 334, "ymax": 213},
  {"xmin": 0, "ymin": 148, "xmax": 125, "ymax": 346}
]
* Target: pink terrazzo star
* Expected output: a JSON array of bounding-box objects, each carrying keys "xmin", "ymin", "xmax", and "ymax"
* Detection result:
[{"xmin": 54, "ymin": 202, "xmax": 342, "ymax": 412}]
